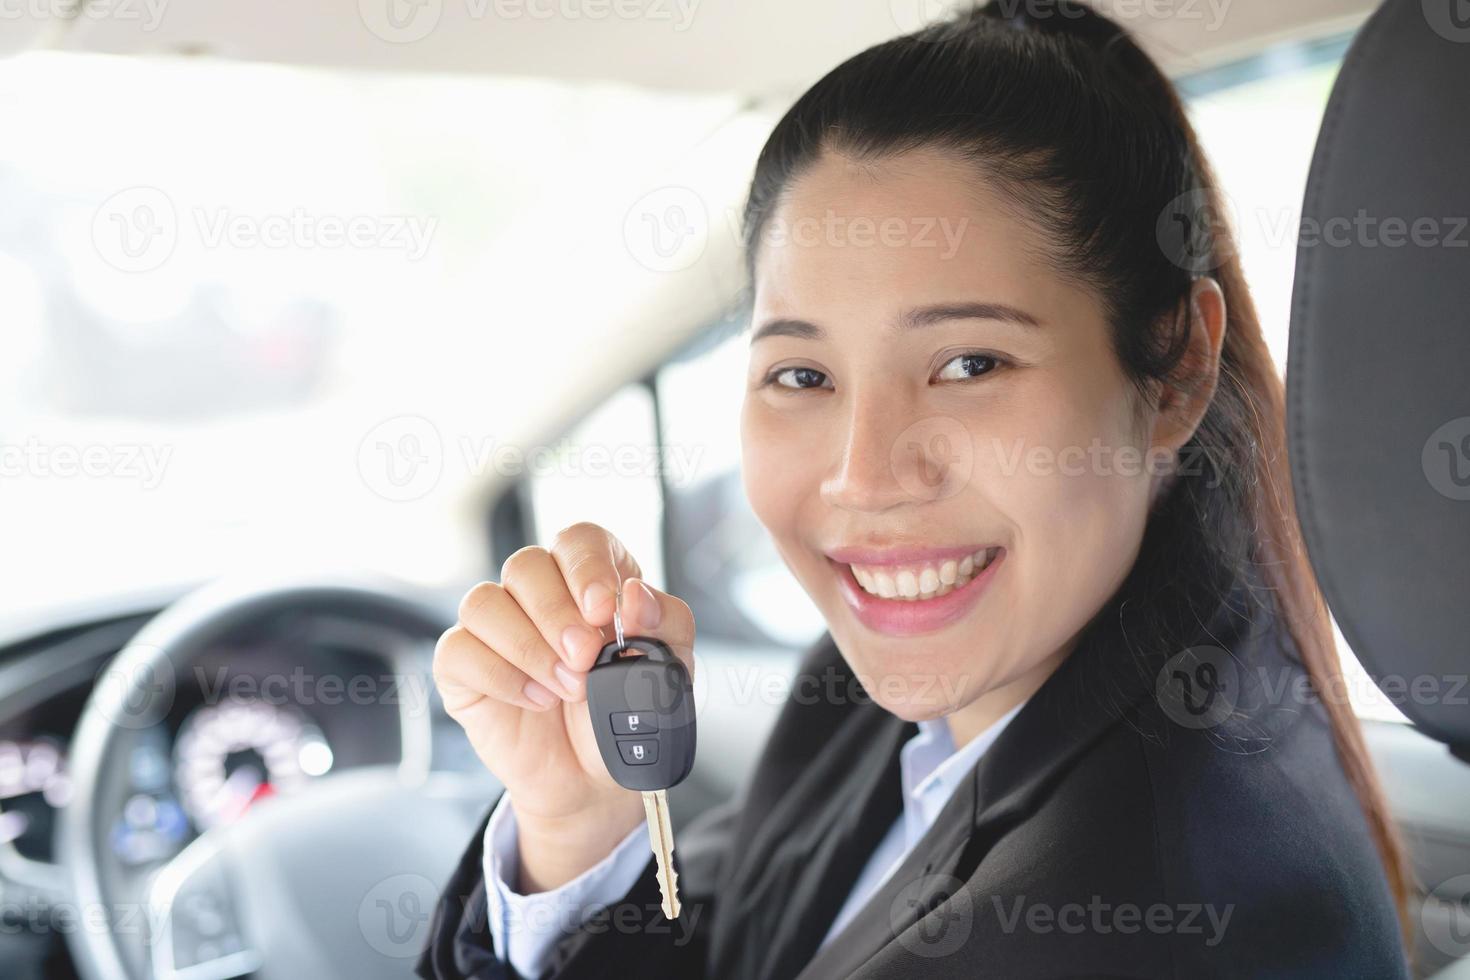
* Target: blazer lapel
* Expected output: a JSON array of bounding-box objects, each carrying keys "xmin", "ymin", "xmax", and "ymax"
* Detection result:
[
  {"xmin": 794, "ymin": 758, "xmax": 979, "ymax": 980},
  {"xmin": 793, "ymin": 569, "xmax": 1261, "ymax": 979},
  {"xmin": 744, "ymin": 706, "xmax": 913, "ymax": 980}
]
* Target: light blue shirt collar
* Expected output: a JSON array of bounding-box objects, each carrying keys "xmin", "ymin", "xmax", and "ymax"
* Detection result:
[{"xmin": 898, "ymin": 700, "xmax": 1028, "ymax": 847}]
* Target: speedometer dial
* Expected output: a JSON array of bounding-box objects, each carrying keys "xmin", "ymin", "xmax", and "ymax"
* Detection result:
[
  {"xmin": 0, "ymin": 737, "xmax": 70, "ymax": 861},
  {"xmin": 174, "ymin": 701, "xmax": 333, "ymax": 830}
]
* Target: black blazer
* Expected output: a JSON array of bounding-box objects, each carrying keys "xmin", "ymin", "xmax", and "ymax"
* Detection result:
[{"xmin": 418, "ymin": 577, "xmax": 1408, "ymax": 979}]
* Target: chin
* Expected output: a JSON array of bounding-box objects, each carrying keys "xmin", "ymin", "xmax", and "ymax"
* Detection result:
[{"xmin": 839, "ymin": 647, "xmax": 976, "ymax": 719}]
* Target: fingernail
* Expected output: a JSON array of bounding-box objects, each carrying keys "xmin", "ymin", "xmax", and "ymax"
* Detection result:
[
  {"xmin": 523, "ymin": 680, "xmax": 559, "ymax": 709},
  {"xmin": 554, "ymin": 663, "xmax": 583, "ymax": 699},
  {"xmin": 582, "ymin": 582, "xmax": 612, "ymax": 618},
  {"xmin": 561, "ymin": 624, "xmax": 597, "ymax": 663},
  {"xmin": 636, "ymin": 581, "xmax": 661, "ymax": 629}
]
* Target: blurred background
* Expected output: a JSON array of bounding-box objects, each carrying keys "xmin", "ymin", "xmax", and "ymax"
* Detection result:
[
  {"xmin": 0, "ymin": 0, "xmax": 1401, "ymax": 714},
  {"xmin": 5, "ymin": 1, "xmax": 1464, "ymax": 978}
]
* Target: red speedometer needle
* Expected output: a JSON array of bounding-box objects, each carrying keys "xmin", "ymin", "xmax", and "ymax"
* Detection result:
[{"xmin": 247, "ymin": 782, "xmax": 275, "ymax": 808}]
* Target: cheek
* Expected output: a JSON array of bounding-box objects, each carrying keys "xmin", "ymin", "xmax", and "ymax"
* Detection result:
[
  {"xmin": 739, "ymin": 399, "xmax": 817, "ymax": 539},
  {"xmin": 978, "ymin": 385, "xmax": 1153, "ymax": 618}
]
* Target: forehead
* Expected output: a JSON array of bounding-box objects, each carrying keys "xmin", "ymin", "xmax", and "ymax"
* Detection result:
[{"xmin": 751, "ymin": 146, "xmax": 1070, "ymax": 322}]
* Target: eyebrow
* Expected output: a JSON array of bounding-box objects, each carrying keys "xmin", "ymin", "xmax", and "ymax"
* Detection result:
[{"xmin": 750, "ymin": 301, "xmax": 1042, "ymax": 344}]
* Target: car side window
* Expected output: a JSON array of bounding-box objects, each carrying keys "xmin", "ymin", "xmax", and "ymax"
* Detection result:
[
  {"xmin": 526, "ymin": 383, "xmax": 667, "ymax": 592},
  {"xmin": 653, "ymin": 318, "xmax": 825, "ymax": 649}
]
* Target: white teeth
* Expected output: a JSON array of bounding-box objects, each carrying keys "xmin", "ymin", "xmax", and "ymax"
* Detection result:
[
  {"xmin": 896, "ymin": 570, "xmax": 919, "ymax": 598},
  {"xmin": 848, "ymin": 548, "xmax": 998, "ymax": 602},
  {"xmin": 874, "ymin": 570, "xmax": 897, "ymax": 598}
]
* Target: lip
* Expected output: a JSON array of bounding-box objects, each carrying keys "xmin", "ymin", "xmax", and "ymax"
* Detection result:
[
  {"xmin": 829, "ymin": 547, "xmax": 1005, "ymax": 637},
  {"xmin": 824, "ymin": 543, "xmax": 990, "ymax": 566}
]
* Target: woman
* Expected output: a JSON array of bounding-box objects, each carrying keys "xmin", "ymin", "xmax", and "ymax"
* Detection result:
[{"xmin": 419, "ymin": 2, "xmax": 1411, "ymax": 977}]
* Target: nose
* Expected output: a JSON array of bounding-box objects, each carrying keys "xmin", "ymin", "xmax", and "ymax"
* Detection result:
[{"xmin": 821, "ymin": 393, "xmax": 950, "ymax": 513}]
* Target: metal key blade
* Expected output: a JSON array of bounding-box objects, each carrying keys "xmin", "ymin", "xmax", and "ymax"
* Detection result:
[
  {"xmin": 641, "ymin": 789, "xmax": 680, "ymax": 919},
  {"xmin": 609, "ymin": 539, "xmax": 626, "ymax": 652}
]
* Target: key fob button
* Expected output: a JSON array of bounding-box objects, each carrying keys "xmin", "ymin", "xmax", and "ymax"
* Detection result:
[
  {"xmin": 618, "ymin": 739, "xmax": 659, "ymax": 766},
  {"xmin": 611, "ymin": 711, "xmax": 658, "ymax": 735}
]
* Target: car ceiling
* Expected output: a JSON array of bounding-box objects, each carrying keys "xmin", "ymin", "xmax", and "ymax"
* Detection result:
[{"xmin": 7, "ymin": 0, "xmax": 1376, "ymax": 96}]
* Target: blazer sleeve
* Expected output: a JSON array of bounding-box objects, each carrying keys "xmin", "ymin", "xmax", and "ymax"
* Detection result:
[{"xmin": 417, "ymin": 791, "xmax": 739, "ymax": 980}]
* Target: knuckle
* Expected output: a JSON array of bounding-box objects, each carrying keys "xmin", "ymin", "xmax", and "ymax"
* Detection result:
[
  {"xmin": 549, "ymin": 520, "xmax": 599, "ymax": 552},
  {"xmin": 551, "ymin": 521, "xmax": 601, "ymax": 550},
  {"xmin": 458, "ymin": 581, "xmax": 502, "ymax": 623},
  {"xmin": 499, "ymin": 545, "xmax": 548, "ymax": 585},
  {"xmin": 509, "ymin": 630, "xmax": 545, "ymax": 669},
  {"xmin": 432, "ymin": 626, "xmax": 467, "ymax": 681}
]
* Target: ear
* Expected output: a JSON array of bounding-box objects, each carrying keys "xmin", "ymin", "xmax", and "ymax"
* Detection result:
[{"xmin": 1150, "ymin": 276, "xmax": 1227, "ymax": 455}]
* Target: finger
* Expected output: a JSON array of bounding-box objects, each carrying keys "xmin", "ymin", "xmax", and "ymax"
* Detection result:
[
  {"xmin": 499, "ymin": 545, "xmax": 599, "ymax": 700},
  {"xmin": 455, "ymin": 582, "xmax": 574, "ymax": 707},
  {"xmin": 550, "ymin": 522, "xmax": 642, "ymax": 629},
  {"xmin": 617, "ymin": 577, "xmax": 696, "ymax": 675},
  {"xmin": 432, "ymin": 623, "xmax": 557, "ymax": 714}
]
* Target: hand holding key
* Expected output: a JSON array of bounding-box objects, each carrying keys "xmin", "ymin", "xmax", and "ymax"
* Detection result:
[
  {"xmin": 433, "ymin": 522, "xmax": 696, "ymax": 894},
  {"xmin": 586, "ymin": 635, "xmax": 697, "ymax": 919}
]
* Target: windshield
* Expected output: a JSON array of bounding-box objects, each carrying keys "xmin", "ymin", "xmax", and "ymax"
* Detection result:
[{"xmin": 0, "ymin": 51, "xmax": 738, "ymax": 620}]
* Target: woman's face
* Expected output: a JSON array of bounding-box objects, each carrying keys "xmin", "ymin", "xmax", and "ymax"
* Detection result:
[{"xmin": 740, "ymin": 147, "xmax": 1165, "ymax": 729}]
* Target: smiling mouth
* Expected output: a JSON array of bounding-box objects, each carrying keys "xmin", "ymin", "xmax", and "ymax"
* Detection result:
[{"xmin": 842, "ymin": 547, "xmax": 1001, "ymax": 602}]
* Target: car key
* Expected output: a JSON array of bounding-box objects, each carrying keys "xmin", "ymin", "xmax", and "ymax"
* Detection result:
[{"xmin": 585, "ymin": 589, "xmax": 696, "ymax": 920}]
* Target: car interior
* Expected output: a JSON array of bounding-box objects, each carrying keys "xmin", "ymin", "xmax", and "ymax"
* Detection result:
[{"xmin": 1, "ymin": 0, "xmax": 1467, "ymax": 977}]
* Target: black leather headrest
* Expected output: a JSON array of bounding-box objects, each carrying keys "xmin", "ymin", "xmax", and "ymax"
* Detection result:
[{"xmin": 1288, "ymin": 0, "xmax": 1470, "ymax": 752}]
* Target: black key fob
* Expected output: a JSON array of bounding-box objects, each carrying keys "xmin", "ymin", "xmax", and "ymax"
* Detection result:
[{"xmin": 585, "ymin": 636, "xmax": 696, "ymax": 792}]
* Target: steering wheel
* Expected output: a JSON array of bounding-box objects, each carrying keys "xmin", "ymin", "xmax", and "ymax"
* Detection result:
[{"xmin": 59, "ymin": 576, "xmax": 496, "ymax": 980}]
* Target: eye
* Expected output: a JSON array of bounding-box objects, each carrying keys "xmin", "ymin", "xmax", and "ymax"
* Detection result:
[
  {"xmin": 768, "ymin": 366, "xmax": 832, "ymax": 390},
  {"xmin": 935, "ymin": 352, "xmax": 1002, "ymax": 382}
]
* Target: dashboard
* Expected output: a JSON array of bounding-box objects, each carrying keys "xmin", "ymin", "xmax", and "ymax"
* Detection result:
[{"xmin": 0, "ymin": 593, "xmax": 474, "ymax": 979}]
